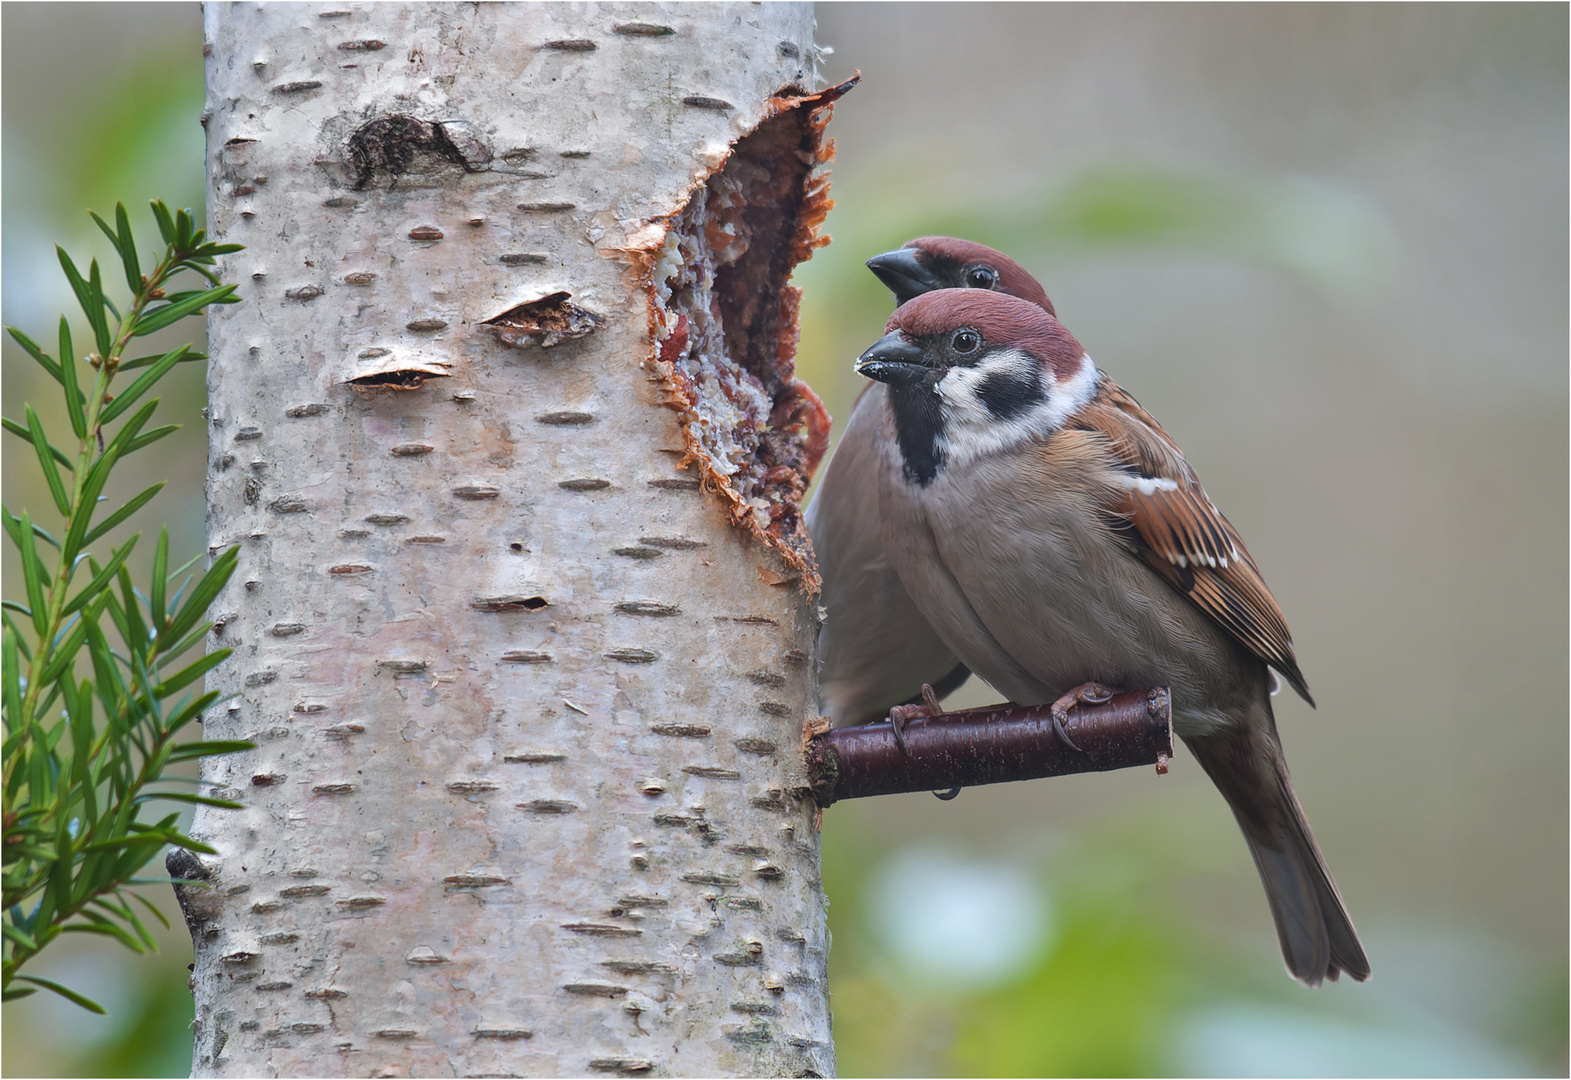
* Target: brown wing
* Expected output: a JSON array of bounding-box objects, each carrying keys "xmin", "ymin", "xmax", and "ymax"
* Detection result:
[{"xmin": 1073, "ymin": 377, "xmax": 1314, "ymax": 705}]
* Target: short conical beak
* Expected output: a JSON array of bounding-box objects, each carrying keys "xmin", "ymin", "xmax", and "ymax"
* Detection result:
[
  {"xmin": 854, "ymin": 331, "xmax": 929, "ymax": 385},
  {"xmin": 866, "ymin": 247, "xmax": 942, "ymax": 306}
]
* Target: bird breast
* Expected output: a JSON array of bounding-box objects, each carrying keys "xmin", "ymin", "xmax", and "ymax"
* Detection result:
[
  {"xmin": 874, "ymin": 417, "xmax": 1257, "ymax": 736},
  {"xmin": 808, "ymin": 384, "xmax": 963, "ymax": 726}
]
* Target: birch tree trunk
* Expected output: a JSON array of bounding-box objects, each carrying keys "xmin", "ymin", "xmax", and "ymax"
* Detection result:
[{"xmin": 181, "ymin": 4, "xmax": 841, "ymax": 1075}]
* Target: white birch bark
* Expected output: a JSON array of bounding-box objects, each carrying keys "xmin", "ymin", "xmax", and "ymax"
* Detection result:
[{"xmin": 183, "ymin": 4, "xmax": 837, "ymax": 1076}]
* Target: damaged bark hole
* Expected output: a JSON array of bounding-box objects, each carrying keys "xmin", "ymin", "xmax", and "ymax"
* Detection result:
[
  {"xmin": 485, "ymin": 292, "xmax": 602, "ymax": 348},
  {"xmin": 344, "ymin": 353, "xmax": 452, "ymax": 389},
  {"xmin": 472, "ymin": 595, "xmax": 550, "ymax": 612},
  {"xmin": 346, "ymin": 114, "xmax": 493, "ymax": 191},
  {"xmin": 647, "ymin": 78, "xmax": 857, "ymax": 591}
]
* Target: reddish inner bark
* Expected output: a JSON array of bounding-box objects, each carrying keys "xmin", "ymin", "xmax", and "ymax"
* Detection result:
[{"xmin": 650, "ymin": 80, "xmax": 854, "ymax": 591}]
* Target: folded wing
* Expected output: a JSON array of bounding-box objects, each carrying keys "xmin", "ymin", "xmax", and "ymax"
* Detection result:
[{"xmin": 1073, "ymin": 378, "xmax": 1313, "ymax": 705}]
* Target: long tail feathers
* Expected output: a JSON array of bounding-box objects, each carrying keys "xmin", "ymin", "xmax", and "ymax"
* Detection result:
[
  {"xmin": 1242, "ymin": 786, "xmax": 1371, "ymax": 986},
  {"xmin": 1187, "ymin": 704, "xmax": 1371, "ymax": 986}
]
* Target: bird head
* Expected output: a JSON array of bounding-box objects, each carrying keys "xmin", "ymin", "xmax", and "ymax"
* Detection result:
[
  {"xmin": 865, "ymin": 237, "xmax": 1055, "ymax": 315},
  {"xmin": 854, "ymin": 290, "xmax": 1096, "ymax": 484}
]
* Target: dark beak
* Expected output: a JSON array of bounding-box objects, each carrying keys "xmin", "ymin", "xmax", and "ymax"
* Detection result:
[
  {"xmin": 866, "ymin": 247, "xmax": 943, "ymax": 306},
  {"xmin": 855, "ymin": 331, "xmax": 930, "ymax": 385}
]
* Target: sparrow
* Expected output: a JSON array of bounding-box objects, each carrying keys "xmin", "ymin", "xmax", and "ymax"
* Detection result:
[
  {"xmin": 853, "ymin": 288, "xmax": 1370, "ymax": 986},
  {"xmin": 808, "ymin": 238, "xmax": 1056, "ymax": 726}
]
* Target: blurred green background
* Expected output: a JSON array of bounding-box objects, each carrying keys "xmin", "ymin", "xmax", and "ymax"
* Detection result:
[{"xmin": 3, "ymin": 4, "xmax": 1565, "ymax": 1076}]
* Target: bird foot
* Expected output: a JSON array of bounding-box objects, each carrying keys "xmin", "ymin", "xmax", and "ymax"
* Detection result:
[
  {"xmin": 886, "ymin": 683, "xmax": 944, "ymax": 757},
  {"xmin": 1048, "ymin": 681, "xmax": 1116, "ymax": 752}
]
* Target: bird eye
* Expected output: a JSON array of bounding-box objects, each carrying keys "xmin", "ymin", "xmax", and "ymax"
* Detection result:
[
  {"xmin": 965, "ymin": 265, "xmax": 998, "ymax": 290},
  {"xmin": 951, "ymin": 329, "xmax": 981, "ymax": 354}
]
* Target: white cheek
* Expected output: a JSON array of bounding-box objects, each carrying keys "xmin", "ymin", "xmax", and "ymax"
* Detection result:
[
  {"xmin": 1040, "ymin": 352, "xmax": 1098, "ymax": 429},
  {"xmin": 934, "ymin": 366, "xmax": 999, "ymax": 428},
  {"xmin": 934, "ymin": 351, "xmax": 1099, "ymax": 469}
]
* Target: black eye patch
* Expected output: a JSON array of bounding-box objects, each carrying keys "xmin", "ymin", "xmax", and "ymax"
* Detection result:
[{"xmin": 976, "ymin": 364, "xmax": 1045, "ymax": 420}]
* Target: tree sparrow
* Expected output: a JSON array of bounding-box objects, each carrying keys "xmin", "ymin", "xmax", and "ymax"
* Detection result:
[
  {"xmin": 808, "ymin": 238, "xmax": 1055, "ymax": 726},
  {"xmin": 853, "ymin": 288, "xmax": 1369, "ymax": 986}
]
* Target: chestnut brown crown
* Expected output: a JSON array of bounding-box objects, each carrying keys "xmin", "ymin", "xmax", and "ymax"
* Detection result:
[
  {"xmin": 905, "ymin": 237, "xmax": 1056, "ymax": 316},
  {"xmin": 886, "ymin": 289, "xmax": 1086, "ymax": 382}
]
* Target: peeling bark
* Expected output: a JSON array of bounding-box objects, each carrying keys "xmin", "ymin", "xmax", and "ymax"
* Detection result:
[{"xmin": 189, "ymin": 4, "xmax": 835, "ymax": 1076}]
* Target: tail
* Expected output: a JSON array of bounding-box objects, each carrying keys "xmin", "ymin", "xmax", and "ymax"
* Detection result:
[{"xmin": 1185, "ymin": 701, "xmax": 1370, "ymax": 986}]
